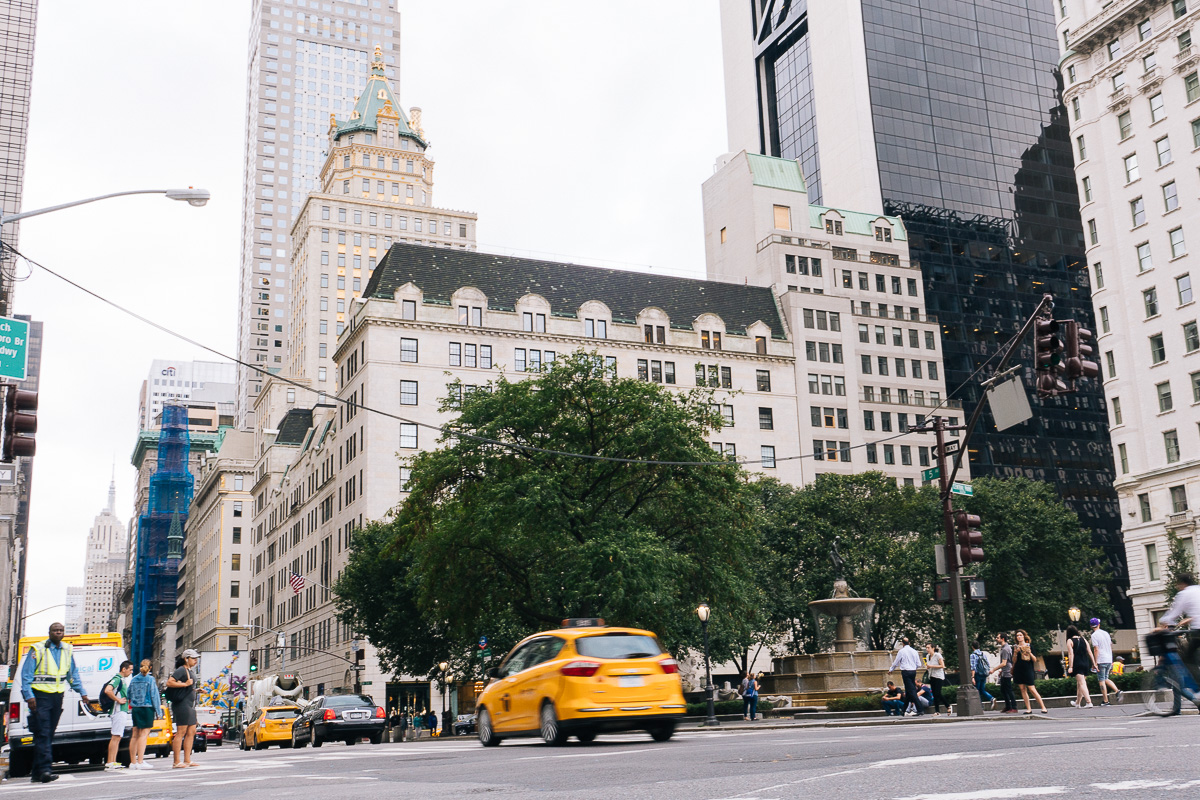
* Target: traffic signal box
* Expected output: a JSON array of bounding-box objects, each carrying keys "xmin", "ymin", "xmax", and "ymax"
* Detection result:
[
  {"xmin": 954, "ymin": 510, "xmax": 983, "ymax": 565},
  {"xmin": 0, "ymin": 384, "xmax": 37, "ymax": 462}
]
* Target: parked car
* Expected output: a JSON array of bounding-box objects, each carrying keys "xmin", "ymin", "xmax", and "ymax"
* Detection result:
[
  {"xmin": 453, "ymin": 714, "xmax": 477, "ymax": 736},
  {"xmin": 290, "ymin": 695, "xmax": 386, "ymax": 748}
]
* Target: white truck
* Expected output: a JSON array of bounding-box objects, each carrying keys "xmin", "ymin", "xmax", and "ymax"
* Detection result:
[
  {"xmin": 244, "ymin": 671, "xmax": 306, "ymax": 723},
  {"xmin": 6, "ymin": 633, "xmax": 129, "ymax": 778}
]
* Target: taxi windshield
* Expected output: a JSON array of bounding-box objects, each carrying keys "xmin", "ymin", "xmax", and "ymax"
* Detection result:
[
  {"xmin": 575, "ymin": 633, "xmax": 662, "ymax": 659},
  {"xmin": 266, "ymin": 709, "xmax": 299, "ymax": 719}
]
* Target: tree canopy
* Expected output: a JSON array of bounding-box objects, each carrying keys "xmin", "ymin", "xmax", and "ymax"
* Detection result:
[{"xmin": 335, "ymin": 352, "xmax": 764, "ymax": 678}]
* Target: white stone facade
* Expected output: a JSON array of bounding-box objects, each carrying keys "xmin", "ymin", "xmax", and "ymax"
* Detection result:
[{"xmin": 1059, "ymin": 0, "xmax": 1200, "ymax": 636}]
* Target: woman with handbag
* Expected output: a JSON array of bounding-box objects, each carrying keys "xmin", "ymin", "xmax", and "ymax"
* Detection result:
[
  {"xmin": 1013, "ymin": 630, "xmax": 1048, "ymax": 714},
  {"xmin": 924, "ymin": 643, "xmax": 947, "ymax": 716}
]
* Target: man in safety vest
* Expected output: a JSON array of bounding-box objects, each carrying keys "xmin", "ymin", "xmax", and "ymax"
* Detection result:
[{"xmin": 19, "ymin": 622, "xmax": 90, "ymax": 783}]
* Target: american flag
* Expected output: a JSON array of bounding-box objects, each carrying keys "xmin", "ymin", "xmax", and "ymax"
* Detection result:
[{"xmin": 289, "ymin": 571, "xmax": 305, "ymax": 594}]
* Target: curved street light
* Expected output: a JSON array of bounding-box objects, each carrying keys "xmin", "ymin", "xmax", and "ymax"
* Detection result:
[
  {"xmin": 696, "ymin": 603, "xmax": 718, "ymax": 728},
  {"xmin": 0, "ymin": 188, "xmax": 211, "ymax": 226}
]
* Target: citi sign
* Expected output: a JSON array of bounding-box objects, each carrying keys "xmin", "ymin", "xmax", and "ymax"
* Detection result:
[{"xmin": 161, "ymin": 367, "xmax": 178, "ymax": 377}]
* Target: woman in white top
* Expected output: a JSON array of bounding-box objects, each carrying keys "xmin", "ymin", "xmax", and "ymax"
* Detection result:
[{"xmin": 924, "ymin": 644, "xmax": 947, "ymax": 716}]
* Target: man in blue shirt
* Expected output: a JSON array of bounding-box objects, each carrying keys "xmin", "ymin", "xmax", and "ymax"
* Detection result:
[{"xmin": 19, "ymin": 623, "xmax": 90, "ymax": 783}]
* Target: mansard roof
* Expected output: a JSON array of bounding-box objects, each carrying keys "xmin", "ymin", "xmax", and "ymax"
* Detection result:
[
  {"xmin": 364, "ymin": 244, "xmax": 786, "ymax": 338},
  {"xmin": 333, "ymin": 46, "xmax": 426, "ymax": 147}
]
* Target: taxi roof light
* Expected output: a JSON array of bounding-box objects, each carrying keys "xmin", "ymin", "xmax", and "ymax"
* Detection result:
[{"xmin": 562, "ymin": 617, "xmax": 605, "ymax": 628}]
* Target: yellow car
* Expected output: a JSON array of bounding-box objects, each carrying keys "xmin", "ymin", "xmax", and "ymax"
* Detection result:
[
  {"xmin": 241, "ymin": 705, "xmax": 301, "ymax": 750},
  {"xmin": 475, "ymin": 619, "xmax": 686, "ymax": 746}
]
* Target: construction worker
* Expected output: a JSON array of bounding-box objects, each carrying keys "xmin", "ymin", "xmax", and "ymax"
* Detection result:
[{"xmin": 19, "ymin": 623, "xmax": 90, "ymax": 783}]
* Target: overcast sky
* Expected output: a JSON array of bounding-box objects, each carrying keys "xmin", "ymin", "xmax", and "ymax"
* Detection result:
[{"xmin": 16, "ymin": 1, "xmax": 727, "ymax": 634}]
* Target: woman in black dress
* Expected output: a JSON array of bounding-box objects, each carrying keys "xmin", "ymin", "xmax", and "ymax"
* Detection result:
[
  {"xmin": 1065, "ymin": 625, "xmax": 1097, "ymax": 709},
  {"xmin": 1013, "ymin": 629, "xmax": 1048, "ymax": 714}
]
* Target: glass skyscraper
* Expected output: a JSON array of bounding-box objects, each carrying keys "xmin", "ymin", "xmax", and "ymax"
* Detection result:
[{"xmin": 722, "ymin": 0, "xmax": 1130, "ymax": 623}]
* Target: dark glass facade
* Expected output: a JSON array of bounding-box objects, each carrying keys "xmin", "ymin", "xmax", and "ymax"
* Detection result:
[{"xmin": 743, "ymin": 0, "xmax": 1129, "ymax": 623}]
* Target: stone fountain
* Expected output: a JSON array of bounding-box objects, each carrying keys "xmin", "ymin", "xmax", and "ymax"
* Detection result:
[{"xmin": 758, "ymin": 554, "xmax": 897, "ymax": 708}]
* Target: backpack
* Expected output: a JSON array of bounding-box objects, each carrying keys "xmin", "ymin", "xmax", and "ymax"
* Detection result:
[{"xmin": 99, "ymin": 676, "xmax": 123, "ymax": 713}]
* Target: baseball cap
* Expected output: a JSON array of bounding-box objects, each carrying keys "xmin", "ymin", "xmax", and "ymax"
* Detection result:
[
  {"xmin": 182, "ymin": 648, "xmax": 200, "ymax": 659},
  {"xmin": 1089, "ymin": 618, "xmax": 1100, "ymax": 627}
]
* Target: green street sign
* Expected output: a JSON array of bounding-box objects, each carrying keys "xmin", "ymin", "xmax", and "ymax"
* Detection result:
[
  {"xmin": 0, "ymin": 316, "xmax": 29, "ymax": 381},
  {"xmin": 922, "ymin": 467, "xmax": 940, "ymax": 481},
  {"xmin": 951, "ymin": 482, "xmax": 974, "ymax": 497},
  {"xmin": 481, "ymin": 648, "xmax": 491, "ymax": 659}
]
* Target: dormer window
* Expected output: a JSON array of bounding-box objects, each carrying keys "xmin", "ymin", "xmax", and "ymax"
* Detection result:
[
  {"xmin": 584, "ymin": 319, "xmax": 607, "ymax": 339},
  {"xmin": 701, "ymin": 330, "xmax": 722, "ymax": 350},
  {"xmin": 825, "ymin": 218, "xmax": 843, "ymax": 235},
  {"xmin": 875, "ymin": 225, "xmax": 893, "ymax": 242},
  {"xmin": 773, "ymin": 205, "xmax": 792, "ymax": 230}
]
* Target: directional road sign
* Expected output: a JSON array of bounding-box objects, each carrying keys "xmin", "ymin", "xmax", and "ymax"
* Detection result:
[
  {"xmin": 951, "ymin": 482, "xmax": 974, "ymax": 497},
  {"xmin": 922, "ymin": 467, "xmax": 940, "ymax": 481},
  {"xmin": 0, "ymin": 316, "xmax": 29, "ymax": 381}
]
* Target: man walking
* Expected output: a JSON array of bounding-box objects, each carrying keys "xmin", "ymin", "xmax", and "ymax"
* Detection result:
[
  {"xmin": 888, "ymin": 636, "xmax": 924, "ymax": 716},
  {"xmin": 990, "ymin": 633, "xmax": 1018, "ymax": 713},
  {"xmin": 19, "ymin": 622, "xmax": 91, "ymax": 783},
  {"xmin": 1090, "ymin": 618, "xmax": 1122, "ymax": 705},
  {"xmin": 970, "ymin": 640, "xmax": 996, "ymax": 710},
  {"xmin": 104, "ymin": 660, "xmax": 134, "ymax": 772}
]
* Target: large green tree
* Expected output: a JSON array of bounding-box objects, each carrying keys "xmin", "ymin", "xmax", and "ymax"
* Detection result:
[
  {"xmin": 335, "ymin": 352, "xmax": 764, "ymax": 679},
  {"xmin": 759, "ymin": 473, "xmax": 942, "ymax": 653}
]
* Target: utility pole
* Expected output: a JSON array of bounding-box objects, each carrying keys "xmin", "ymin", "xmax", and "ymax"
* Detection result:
[{"xmin": 932, "ymin": 416, "xmax": 980, "ymax": 717}]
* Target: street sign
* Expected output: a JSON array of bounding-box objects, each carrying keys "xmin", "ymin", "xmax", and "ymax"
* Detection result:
[
  {"xmin": 922, "ymin": 467, "xmax": 940, "ymax": 481},
  {"xmin": 944, "ymin": 440, "xmax": 961, "ymax": 456},
  {"xmin": 479, "ymin": 636, "xmax": 488, "ymax": 649},
  {"xmin": 361, "ymin": 681, "xmax": 373, "ymax": 686},
  {"xmin": 349, "ymin": 664, "xmax": 365, "ymax": 671},
  {"xmin": 0, "ymin": 316, "xmax": 29, "ymax": 381},
  {"xmin": 951, "ymin": 482, "xmax": 974, "ymax": 497},
  {"xmin": 481, "ymin": 648, "xmax": 491, "ymax": 659}
]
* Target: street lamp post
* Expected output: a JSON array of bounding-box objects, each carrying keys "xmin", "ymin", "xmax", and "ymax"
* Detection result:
[
  {"xmin": 696, "ymin": 603, "xmax": 719, "ymax": 728},
  {"xmin": 1068, "ymin": 606, "xmax": 1081, "ymax": 624},
  {"xmin": 438, "ymin": 661, "xmax": 453, "ymax": 736}
]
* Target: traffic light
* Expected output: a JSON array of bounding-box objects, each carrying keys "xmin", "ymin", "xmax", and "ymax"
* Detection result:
[
  {"xmin": 249, "ymin": 656, "xmax": 258, "ymax": 674},
  {"xmin": 0, "ymin": 384, "xmax": 37, "ymax": 462},
  {"xmin": 1034, "ymin": 318, "xmax": 1067, "ymax": 396},
  {"xmin": 954, "ymin": 509, "xmax": 984, "ymax": 565},
  {"xmin": 1064, "ymin": 321, "xmax": 1099, "ymax": 382}
]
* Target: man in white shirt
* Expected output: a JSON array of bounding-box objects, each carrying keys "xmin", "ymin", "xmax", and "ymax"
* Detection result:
[
  {"xmin": 888, "ymin": 637, "xmax": 924, "ymax": 716},
  {"xmin": 1156, "ymin": 572, "xmax": 1200, "ymax": 710},
  {"xmin": 1089, "ymin": 619, "xmax": 1121, "ymax": 706}
]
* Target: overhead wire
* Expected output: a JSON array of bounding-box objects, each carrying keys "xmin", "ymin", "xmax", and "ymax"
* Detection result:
[{"xmin": 4, "ymin": 240, "xmax": 1024, "ymax": 469}]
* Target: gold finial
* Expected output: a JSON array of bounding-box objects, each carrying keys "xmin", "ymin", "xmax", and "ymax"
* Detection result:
[{"xmin": 374, "ymin": 44, "xmax": 382, "ymax": 61}]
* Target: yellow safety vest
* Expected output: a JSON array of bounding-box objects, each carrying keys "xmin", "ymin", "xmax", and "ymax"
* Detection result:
[{"xmin": 30, "ymin": 641, "xmax": 73, "ymax": 694}]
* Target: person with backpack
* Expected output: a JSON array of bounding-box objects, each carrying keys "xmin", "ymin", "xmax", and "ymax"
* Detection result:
[
  {"xmin": 739, "ymin": 671, "xmax": 753, "ymax": 720},
  {"xmin": 103, "ymin": 661, "xmax": 134, "ymax": 772},
  {"xmin": 127, "ymin": 659, "xmax": 162, "ymax": 770},
  {"xmin": 970, "ymin": 640, "xmax": 996, "ymax": 710}
]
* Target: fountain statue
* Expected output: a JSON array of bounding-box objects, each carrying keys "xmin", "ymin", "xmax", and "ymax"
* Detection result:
[{"xmin": 809, "ymin": 579, "xmax": 876, "ymax": 653}]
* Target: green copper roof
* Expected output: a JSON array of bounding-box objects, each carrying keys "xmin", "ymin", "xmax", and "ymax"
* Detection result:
[
  {"xmin": 333, "ymin": 47, "xmax": 426, "ymax": 147},
  {"xmin": 808, "ymin": 205, "xmax": 908, "ymax": 242},
  {"xmin": 746, "ymin": 154, "xmax": 807, "ymax": 193}
]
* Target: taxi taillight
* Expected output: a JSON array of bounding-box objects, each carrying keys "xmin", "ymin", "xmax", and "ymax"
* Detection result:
[
  {"xmin": 561, "ymin": 660, "xmax": 601, "ymax": 677},
  {"xmin": 323, "ymin": 708, "xmax": 337, "ymax": 720},
  {"xmin": 659, "ymin": 658, "xmax": 680, "ymax": 674},
  {"xmin": 374, "ymin": 707, "xmax": 385, "ymax": 719},
  {"xmin": 8, "ymin": 702, "xmax": 19, "ymax": 723}
]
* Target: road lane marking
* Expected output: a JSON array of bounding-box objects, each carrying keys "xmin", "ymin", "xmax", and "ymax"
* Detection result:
[
  {"xmin": 517, "ymin": 746, "xmax": 666, "ymax": 761},
  {"xmin": 195, "ymin": 777, "xmax": 273, "ymax": 786},
  {"xmin": 894, "ymin": 790, "xmax": 1068, "ymax": 800}
]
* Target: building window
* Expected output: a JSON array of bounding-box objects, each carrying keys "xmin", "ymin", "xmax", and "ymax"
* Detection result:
[
  {"xmin": 1108, "ymin": 38, "xmax": 1122, "ymax": 60},
  {"xmin": 1112, "ymin": 396, "xmax": 1123, "ymax": 426},
  {"xmin": 232, "ymin": 526, "xmax": 242, "ymax": 544},
  {"xmin": 756, "ymin": 370, "xmax": 771, "ymax": 392},
  {"xmin": 1150, "ymin": 92, "xmax": 1165, "ymax": 123},
  {"xmin": 759, "ymin": 407, "xmax": 774, "ymax": 430},
  {"xmin": 1113, "ymin": 71, "xmax": 1126, "ymax": 92},
  {"xmin": 401, "ymin": 338, "xmax": 418, "ymax": 363},
  {"xmin": 1082, "ymin": 176, "xmax": 1092, "ymax": 202},
  {"xmin": 1188, "ymin": 71, "xmax": 1200, "ymax": 103},
  {"xmin": 761, "ymin": 446, "xmax": 776, "ymax": 469},
  {"xmin": 1147, "ymin": 543, "xmax": 1160, "ymax": 582},
  {"xmin": 1118, "ymin": 110, "xmax": 1132, "ymax": 139},
  {"xmin": 230, "ymin": 580, "xmax": 240, "ymax": 598},
  {"xmin": 1118, "ymin": 442, "xmax": 1129, "ymax": 473},
  {"xmin": 1077, "ymin": 135, "xmax": 1087, "ymax": 160},
  {"xmin": 1178, "ymin": 0, "xmax": 1190, "ymax": 18},
  {"xmin": 584, "ymin": 319, "xmax": 607, "ymax": 338},
  {"xmin": 1100, "ymin": 306, "xmax": 1111, "ymax": 333},
  {"xmin": 1151, "ymin": 333, "xmax": 1167, "ymax": 363},
  {"xmin": 1145, "ymin": 287, "xmax": 1160, "ymax": 317},
  {"xmin": 1124, "ymin": 153, "xmax": 1139, "ymax": 182},
  {"xmin": 233, "ymin": 501, "xmax": 243, "ymax": 517},
  {"xmin": 1170, "ymin": 228, "xmax": 1188, "ymax": 258},
  {"xmin": 1088, "ymin": 219, "xmax": 1098, "ymax": 245},
  {"xmin": 401, "ymin": 299, "xmax": 417, "ymax": 320},
  {"xmin": 1139, "ymin": 493, "xmax": 1152, "ymax": 522},
  {"xmin": 1132, "ymin": 197, "xmax": 1146, "ymax": 227},
  {"xmin": 1165, "ymin": 181, "xmax": 1180, "ymax": 212},
  {"xmin": 1158, "ymin": 381, "xmax": 1174, "ymax": 412},
  {"xmin": 400, "ymin": 380, "xmax": 417, "ymax": 406},
  {"xmin": 1156, "ymin": 136, "xmax": 1173, "ymax": 166},
  {"xmin": 400, "ymin": 424, "xmax": 418, "ymax": 449},
  {"xmin": 1165, "ymin": 429, "xmax": 1181, "ymax": 462},
  {"xmin": 825, "ymin": 218, "xmax": 843, "ymax": 235},
  {"xmin": 1106, "ymin": 350, "xmax": 1117, "ymax": 377},
  {"xmin": 231, "ymin": 554, "xmax": 241, "ymax": 571},
  {"xmin": 773, "ymin": 205, "xmax": 791, "ymax": 230},
  {"xmin": 1138, "ymin": 242, "xmax": 1154, "ymax": 272},
  {"xmin": 1173, "ymin": 485, "xmax": 1190, "ymax": 513}
]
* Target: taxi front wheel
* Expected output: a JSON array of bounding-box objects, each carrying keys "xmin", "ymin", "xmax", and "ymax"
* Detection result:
[
  {"xmin": 539, "ymin": 702, "xmax": 568, "ymax": 747},
  {"xmin": 478, "ymin": 708, "xmax": 500, "ymax": 747}
]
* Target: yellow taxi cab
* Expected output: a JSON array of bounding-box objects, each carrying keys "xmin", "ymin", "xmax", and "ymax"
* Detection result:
[
  {"xmin": 240, "ymin": 704, "xmax": 301, "ymax": 750},
  {"xmin": 475, "ymin": 619, "xmax": 686, "ymax": 746}
]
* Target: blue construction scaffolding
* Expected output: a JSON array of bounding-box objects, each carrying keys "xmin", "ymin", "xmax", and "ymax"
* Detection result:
[{"xmin": 131, "ymin": 404, "xmax": 193, "ymax": 663}]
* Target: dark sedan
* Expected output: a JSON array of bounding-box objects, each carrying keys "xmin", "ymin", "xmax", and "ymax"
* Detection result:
[{"xmin": 290, "ymin": 695, "xmax": 386, "ymax": 747}]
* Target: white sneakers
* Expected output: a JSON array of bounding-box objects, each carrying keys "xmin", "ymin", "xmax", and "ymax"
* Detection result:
[{"xmin": 103, "ymin": 763, "xmax": 125, "ymax": 772}]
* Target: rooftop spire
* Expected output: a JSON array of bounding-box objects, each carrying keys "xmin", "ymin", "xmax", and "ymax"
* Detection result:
[{"xmin": 107, "ymin": 462, "xmax": 116, "ymax": 514}]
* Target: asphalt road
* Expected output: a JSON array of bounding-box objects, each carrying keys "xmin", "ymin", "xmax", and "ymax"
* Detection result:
[{"xmin": 3, "ymin": 711, "xmax": 1200, "ymax": 799}]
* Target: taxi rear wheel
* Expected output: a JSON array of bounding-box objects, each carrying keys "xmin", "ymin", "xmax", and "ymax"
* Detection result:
[
  {"xmin": 477, "ymin": 708, "xmax": 501, "ymax": 747},
  {"xmin": 648, "ymin": 723, "xmax": 675, "ymax": 742},
  {"xmin": 539, "ymin": 701, "xmax": 568, "ymax": 746}
]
